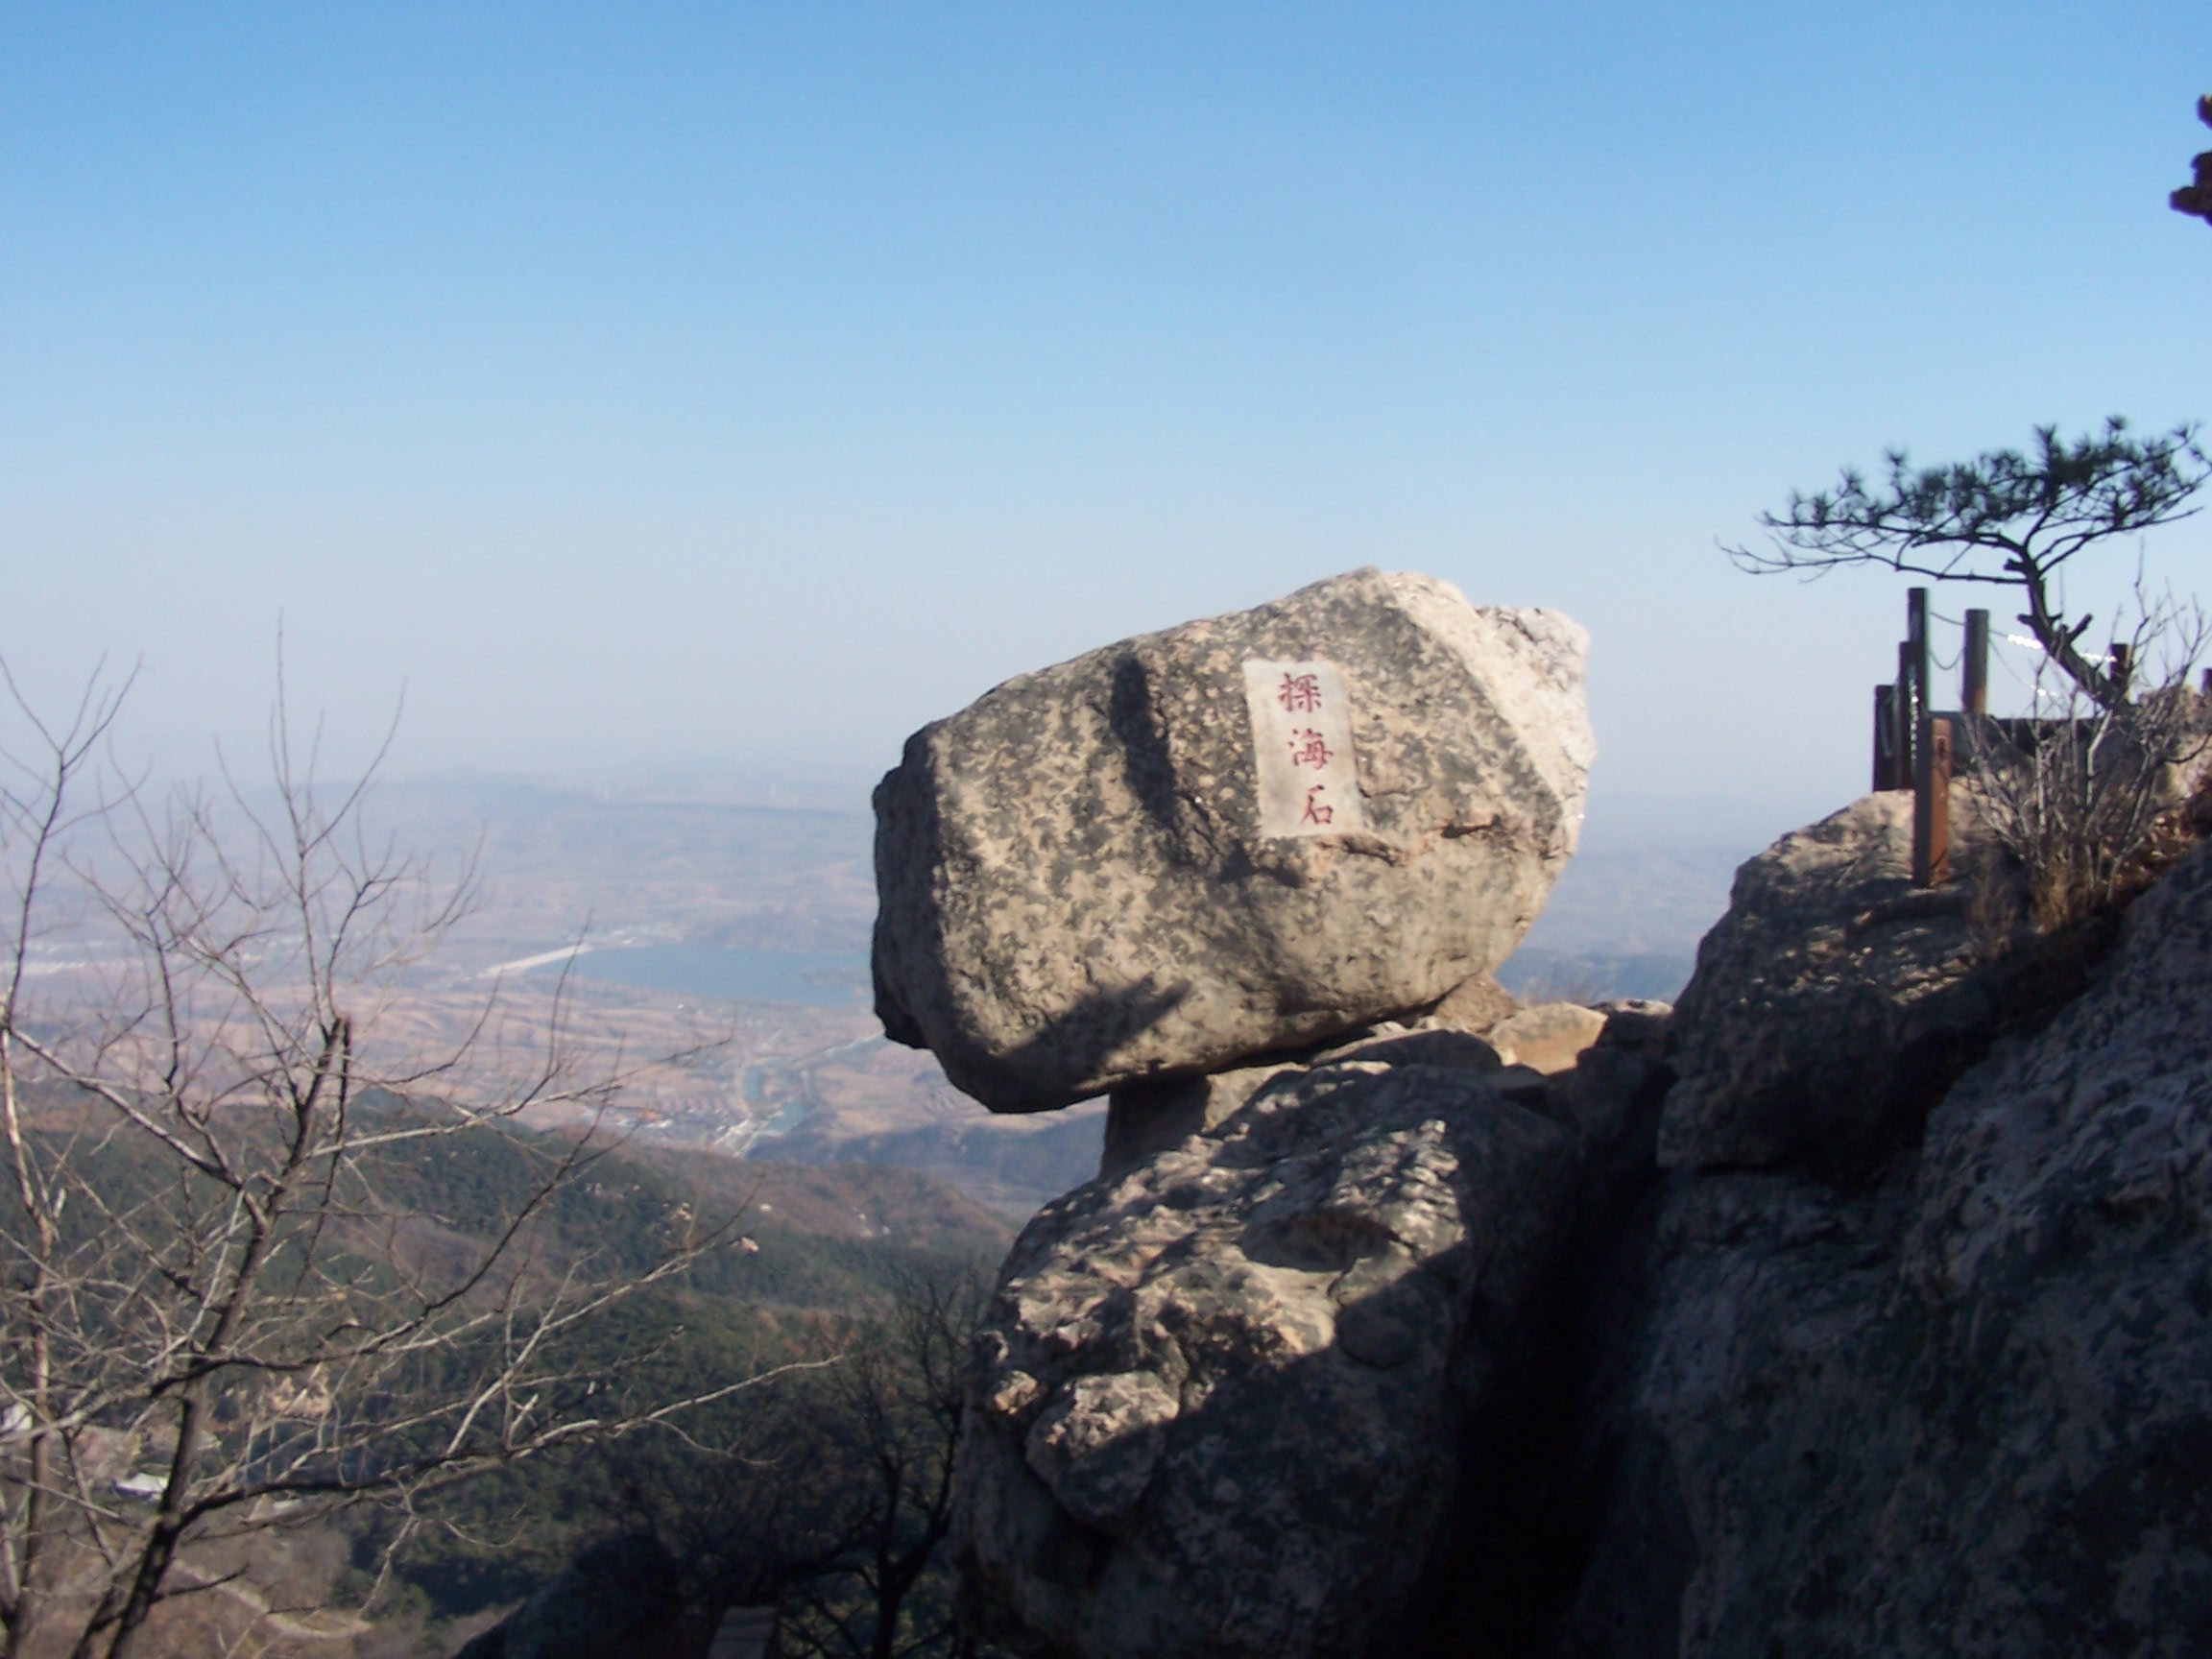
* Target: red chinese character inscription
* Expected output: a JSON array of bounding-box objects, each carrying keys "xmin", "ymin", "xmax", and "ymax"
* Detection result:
[{"xmin": 1244, "ymin": 658, "xmax": 1364, "ymax": 836}]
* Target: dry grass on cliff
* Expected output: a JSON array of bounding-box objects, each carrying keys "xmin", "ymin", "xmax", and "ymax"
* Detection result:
[
  {"xmin": 1963, "ymin": 641, "xmax": 2212, "ymax": 935},
  {"xmin": 1958, "ymin": 672, "xmax": 2212, "ymax": 1036}
]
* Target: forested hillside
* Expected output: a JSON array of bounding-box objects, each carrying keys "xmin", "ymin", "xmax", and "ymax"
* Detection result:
[{"xmin": 1, "ymin": 1094, "xmax": 1012, "ymax": 1657}]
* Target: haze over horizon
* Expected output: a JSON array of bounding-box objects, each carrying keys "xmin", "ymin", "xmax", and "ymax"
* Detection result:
[{"xmin": 6, "ymin": 4, "xmax": 2207, "ymax": 818}]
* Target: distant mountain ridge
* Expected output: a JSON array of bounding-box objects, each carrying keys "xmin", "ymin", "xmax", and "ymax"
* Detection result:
[
  {"xmin": 1503, "ymin": 790, "xmax": 1838, "ymax": 1000},
  {"xmin": 342, "ymin": 776, "xmax": 1815, "ymax": 1209}
]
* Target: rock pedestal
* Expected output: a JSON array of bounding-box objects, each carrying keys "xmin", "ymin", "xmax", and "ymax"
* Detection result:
[
  {"xmin": 872, "ymin": 568, "xmax": 1595, "ymax": 1112},
  {"xmin": 952, "ymin": 1052, "xmax": 1583, "ymax": 1659}
]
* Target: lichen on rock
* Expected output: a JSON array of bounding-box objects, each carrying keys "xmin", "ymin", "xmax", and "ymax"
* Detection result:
[{"xmin": 952, "ymin": 1056, "xmax": 1584, "ymax": 1659}]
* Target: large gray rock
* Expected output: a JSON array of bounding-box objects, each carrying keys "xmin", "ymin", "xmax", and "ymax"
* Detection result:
[
  {"xmin": 952, "ymin": 1054, "xmax": 1582, "ymax": 1659},
  {"xmin": 1659, "ymin": 790, "xmax": 2014, "ymax": 1173},
  {"xmin": 1564, "ymin": 840, "xmax": 2212, "ymax": 1656},
  {"xmin": 873, "ymin": 568, "xmax": 1594, "ymax": 1111}
]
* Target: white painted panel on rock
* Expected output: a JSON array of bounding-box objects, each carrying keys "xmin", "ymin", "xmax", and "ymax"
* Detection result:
[{"xmin": 1241, "ymin": 659, "xmax": 1366, "ymax": 837}]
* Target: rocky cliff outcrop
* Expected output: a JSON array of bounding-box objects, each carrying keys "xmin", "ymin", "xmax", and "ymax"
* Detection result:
[
  {"xmin": 892, "ymin": 563, "xmax": 2212, "ymax": 1655},
  {"xmin": 951, "ymin": 1014, "xmax": 1664, "ymax": 1659},
  {"xmin": 1561, "ymin": 822, "xmax": 2212, "ymax": 1656},
  {"xmin": 947, "ymin": 780, "xmax": 2212, "ymax": 1656},
  {"xmin": 872, "ymin": 568, "xmax": 1595, "ymax": 1112},
  {"xmin": 1658, "ymin": 790, "xmax": 2009, "ymax": 1174}
]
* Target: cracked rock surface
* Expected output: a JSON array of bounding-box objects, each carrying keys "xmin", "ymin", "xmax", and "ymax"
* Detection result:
[
  {"xmin": 1660, "ymin": 791, "xmax": 2010, "ymax": 1173},
  {"xmin": 1565, "ymin": 839, "xmax": 2212, "ymax": 1657},
  {"xmin": 951, "ymin": 1055, "xmax": 1580, "ymax": 1659}
]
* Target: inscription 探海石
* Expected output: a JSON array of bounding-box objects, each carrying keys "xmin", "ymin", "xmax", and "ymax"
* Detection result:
[{"xmin": 1241, "ymin": 660, "xmax": 1366, "ymax": 837}]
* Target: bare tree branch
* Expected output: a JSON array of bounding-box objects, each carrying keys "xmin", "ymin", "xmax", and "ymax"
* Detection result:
[
  {"xmin": 0, "ymin": 665, "xmax": 777, "ymax": 1659},
  {"xmin": 1726, "ymin": 419, "xmax": 2210, "ymax": 709}
]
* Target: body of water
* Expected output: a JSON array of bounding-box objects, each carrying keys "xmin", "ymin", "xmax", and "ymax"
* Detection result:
[{"xmin": 541, "ymin": 946, "xmax": 872, "ymax": 1007}]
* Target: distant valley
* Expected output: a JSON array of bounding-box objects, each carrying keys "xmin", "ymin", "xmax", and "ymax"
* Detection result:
[
  {"xmin": 1498, "ymin": 790, "xmax": 1818, "ymax": 1001},
  {"xmin": 204, "ymin": 770, "xmax": 1808, "ymax": 1216}
]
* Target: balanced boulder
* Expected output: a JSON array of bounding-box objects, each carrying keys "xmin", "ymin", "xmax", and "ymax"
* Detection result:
[{"xmin": 872, "ymin": 567, "xmax": 1594, "ymax": 1111}]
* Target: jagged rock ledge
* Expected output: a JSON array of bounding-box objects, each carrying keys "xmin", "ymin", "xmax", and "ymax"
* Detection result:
[
  {"xmin": 953, "ymin": 790, "xmax": 2212, "ymax": 1656},
  {"xmin": 1563, "ymin": 807, "xmax": 2212, "ymax": 1656}
]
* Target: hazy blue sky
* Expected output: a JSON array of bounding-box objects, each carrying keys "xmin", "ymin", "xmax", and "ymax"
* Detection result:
[{"xmin": 5, "ymin": 3, "xmax": 2206, "ymax": 811}]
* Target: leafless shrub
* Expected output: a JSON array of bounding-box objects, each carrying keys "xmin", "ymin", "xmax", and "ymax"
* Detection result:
[
  {"xmin": 777, "ymin": 1268, "xmax": 983, "ymax": 1659},
  {"xmin": 1963, "ymin": 590, "xmax": 2212, "ymax": 934},
  {"xmin": 0, "ymin": 665, "xmax": 819, "ymax": 1659}
]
